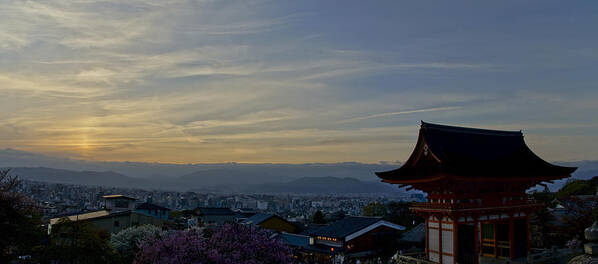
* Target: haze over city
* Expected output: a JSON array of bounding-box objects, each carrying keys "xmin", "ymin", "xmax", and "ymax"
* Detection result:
[{"xmin": 1, "ymin": 1, "xmax": 598, "ymax": 164}]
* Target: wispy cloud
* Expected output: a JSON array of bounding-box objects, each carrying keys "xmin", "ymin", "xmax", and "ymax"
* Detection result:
[
  {"xmin": 339, "ymin": 106, "xmax": 462, "ymax": 124},
  {"xmin": 0, "ymin": 0, "xmax": 595, "ymax": 163}
]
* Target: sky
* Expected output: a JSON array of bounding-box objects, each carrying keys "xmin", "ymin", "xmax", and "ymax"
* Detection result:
[{"xmin": 1, "ymin": 0, "xmax": 597, "ymax": 164}]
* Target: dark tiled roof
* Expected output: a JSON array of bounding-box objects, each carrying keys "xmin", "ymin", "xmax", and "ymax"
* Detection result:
[
  {"xmin": 234, "ymin": 208, "xmax": 257, "ymax": 213},
  {"xmin": 136, "ymin": 202, "xmax": 170, "ymax": 211},
  {"xmin": 377, "ymin": 121, "xmax": 576, "ymax": 182},
  {"xmin": 309, "ymin": 216, "xmax": 382, "ymax": 239},
  {"xmin": 300, "ymin": 224, "xmax": 326, "ymax": 236},
  {"xmin": 242, "ymin": 213, "xmax": 275, "ymax": 225},
  {"xmin": 195, "ymin": 207, "xmax": 236, "ymax": 216},
  {"xmin": 400, "ymin": 223, "xmax": 425, "ymax": 242},
  {"xmin": 51, "ymin": 209, "xmax": 105, "ymax": 219},
  {"xmin": 281, "ymin": 233, "xmax": 311, "ymax": 247},
  {"xmin": 280, "ymin": 233, "xmax": 336, "ymax": 254}
]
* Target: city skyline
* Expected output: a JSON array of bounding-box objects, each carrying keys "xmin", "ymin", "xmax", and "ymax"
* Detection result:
[{"xmin": 1, "ymin": 1, "xmax": 598, "ymax": 163}]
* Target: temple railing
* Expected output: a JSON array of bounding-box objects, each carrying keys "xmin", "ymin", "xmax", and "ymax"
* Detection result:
[
  {"xmin": 410, "ymin": 198, "xmax": 541, "ymax": 210},
  {"xmin": 392, "ymin": 252, "xmax": 434, "ymax": 264}
]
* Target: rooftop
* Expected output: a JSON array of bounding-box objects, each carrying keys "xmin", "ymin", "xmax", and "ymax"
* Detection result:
[
  {"xmin": 136, "ymin": 202, "xmax": 170, "ymax": 211},
  {"xmin": 102, "ymin": 194, "xmax": 137, "ymax": 200},
  {"xmin": 195, "ymin": 207, "xmax": 236, "ymax": 216},
  {"xmin": 242, "ymin": 213, "xmax": 275, "ymax": 225},
  {"xmin": 49, "ymin": 210, "xmax": 110, "ymax": 225},
  {"xmin": 308, "ymin": 216, "xmax": 404, "ymax": 239},
  {"xmin": 376, "ymin": 121, "xmax": 576, "ymax": 184}
]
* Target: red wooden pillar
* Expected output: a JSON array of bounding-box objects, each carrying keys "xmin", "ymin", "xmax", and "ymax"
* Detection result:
[
  {"xmin": 439, "ymin": 216, "xmax": 443, "ymax": 264},
  {"xmin": 493, "ymin": 222, "xmax": 497, "ymax": 258},
  {"xmin": 453, "ymin": 221, "xmax": 458, "ymax": 264},
  {"xmin": 474, "ymin": 221, "xmax": 479, "ymax": 264},
  {"xmin": 425, "ymin": 217, "xmax": 429, "ymax": 260},
  {"xmin": 509, "ymin": 219, "xmax": 514, "ymax": 260}
]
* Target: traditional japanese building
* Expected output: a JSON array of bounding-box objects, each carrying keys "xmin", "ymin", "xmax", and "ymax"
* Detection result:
[
  {"xmin": 242, "ymin": 213, "xmax": 298, "ymax": 233},
  {"xmin": 282, "ymin": 216, "xmax": 405, "ymax": 263},
  {"xmin": 376, "ymin": 122, "xmax": 576, "ymax": 264}
]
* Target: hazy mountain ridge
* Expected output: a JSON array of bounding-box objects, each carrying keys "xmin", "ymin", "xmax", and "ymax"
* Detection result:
[
  {"xmin": 2, "ymin": 148, "xmax": 598, "ymax": 193},
  {"xmin": 241, "ymin": 176, "xmax": 400, "ymax": 194},
  {"xmin": 5, "ymin": 167, "xmax": 148, "ymax": 188},
  {"xmin": 0, "ymin": 148, "xmax": 398, "ymax": 182},
  {"xmin": 7, "ymin": 166, "xmax": 402, "ymax": 194}
]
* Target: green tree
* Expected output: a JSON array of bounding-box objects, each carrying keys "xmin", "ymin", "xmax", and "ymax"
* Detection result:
[
  {"xmin": 311, "ymin": 210, "xmax": 326, "ymax": 224},
  {"xmin": 531, "ymin": 188, "xmax": 556, "ymax": 206},
  {"xmin": 529, "ymin": 207, "xmax": 554, "ymax": 248},
  {"xmin": 557, "ymin": 179, "xmax": 597, "ymax": 199},
  {"xmin": 562, "ymin": 196, "xmax": 598, "ymax": 239},
  {"xmin": 0, "ymin": 169, "xmax": 45, "ymax": 262},
  {"xmin": 40, "ymin": 219, "xmax": 118, "ymax": 264},
  {"xmin": 385, "ymin": 202, "xmax": 422, "ymax": 228},
  {"xmin": 362, "ymin": 202, "xmax": 386, "ymax": 217}
]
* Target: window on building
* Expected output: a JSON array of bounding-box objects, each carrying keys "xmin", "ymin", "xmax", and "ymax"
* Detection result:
[{"xmin": 115, "ymin": 199, "xmax": 128, "ymax": 208}]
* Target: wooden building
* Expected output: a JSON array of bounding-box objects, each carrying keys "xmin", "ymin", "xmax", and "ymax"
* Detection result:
[
  {"xmin": 194, "ymin": 207, "xmax": 237, "ymax": 226},
  {"xmin": 136, "ymin": 202, "xmax": 171, "ymax": 220},
  {"xmin": 103, "ymin": 194, "xmax": 136, "ymax": 211},
  {"xmin": 49, "ymin": 195, "xmax": 170, "ymax": 234},
  {"xmin": 283, "ymin": 216, "xmax": 405, "ymax": 263},
  {"xmin": 242, "ymin": 213, "xmax": 298, "ymax": 233},
  {"xmin": 376, "ymin": 122, "xmax": 576, "ymax": 264}
]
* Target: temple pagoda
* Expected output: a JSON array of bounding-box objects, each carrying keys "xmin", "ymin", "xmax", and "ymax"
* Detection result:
[{"xmin": 377, "ymin": 122, "xmax": 576, "ymax": 264}]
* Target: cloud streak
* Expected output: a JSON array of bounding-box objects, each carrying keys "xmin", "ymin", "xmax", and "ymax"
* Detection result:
[
  {"xmin": 0, "ymin": 1, "xmax": 596, "ymax": 163},
  {"xmin": 339, "ymin": 106, "xmax": 462, "ymax": 124}
]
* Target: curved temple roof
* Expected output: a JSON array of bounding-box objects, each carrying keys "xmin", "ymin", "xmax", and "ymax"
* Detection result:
[{"xmin": 376, "ymin": 121, "xmax": 576, "ymax": 184}]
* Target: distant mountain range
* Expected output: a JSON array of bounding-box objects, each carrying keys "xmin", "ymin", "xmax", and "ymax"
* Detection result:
[
  {"xmin": 241, "ymin": 176, "xmax": 399, "ymax": 194},
  {"xmin": 1, "ymin": 148, "xmax": 597, "ymax": 193},
  {"xmin": 0, "ymin": 148, "xmax": 398, "ymax": 182},
  {"xmin": 4, "ymin": 167, "xmax": 404, "ymax": 195},
  {"xmin": 6, "ymin": 167, "xmax": 148, "ymax": 189}
]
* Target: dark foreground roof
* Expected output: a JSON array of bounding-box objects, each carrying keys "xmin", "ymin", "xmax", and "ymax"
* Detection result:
[
  {"xmin": 195, "ymin": 207, "xmax": 236, "ymax": 216},
  {"xmin": 281, "ymin": 233, "xmax": 311, "ymax": 247},
  {"xmin": 376, "ymin": 121, "xmax": 576, "ymax": 183},
  {"xmin": 309, "ymin": 216, "xmax": 383, "ymax": 239},
  {"xmin": 280, "ymin": 233, "xmax": 336, "ymax": 254},
  {"xmin": 400, "ymin": 223, "xmax": 425, "ymax": 243},
  {"xmin": 242, "ymin": 213, "xmax": 275, "ymax": 225},
  {"xmin": 136, "ymin": 202, "xmax": 170, "ymax": 211}
]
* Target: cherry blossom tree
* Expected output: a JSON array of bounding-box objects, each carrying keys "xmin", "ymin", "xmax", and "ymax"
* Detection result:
[{"xmin": 134, "ymin": 224, "xmax": 292, "ymax": 264}]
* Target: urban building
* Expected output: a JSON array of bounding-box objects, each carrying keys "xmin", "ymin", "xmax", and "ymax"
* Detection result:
[
  {"xmin": 48, "ymin": 194, "xmax": 170, "ymax": 234},
  {"xmin": 194, "ymin": 207, "xmax": 237, "ymax": 226}
]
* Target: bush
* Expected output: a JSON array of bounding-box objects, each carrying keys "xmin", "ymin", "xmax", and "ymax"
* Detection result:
[
  {"xmin": 110, "ymin": 224, "xmax": 164, "ymax": 263},
  {"xmin": 134, "ymin": 224, "xmax": 292, "ymax": 264},
  {"xmin": 557, "ymin": 179, "xmax": 596, "ymax": 199}
]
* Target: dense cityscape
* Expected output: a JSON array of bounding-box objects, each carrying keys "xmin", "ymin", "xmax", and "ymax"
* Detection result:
[{"xmin": 18, "ymin": 179, "xmax": 423, "ymax": 221}]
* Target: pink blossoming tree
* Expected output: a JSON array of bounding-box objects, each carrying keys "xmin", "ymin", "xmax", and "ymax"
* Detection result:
[{"xmin": 134, "ymin": 224, "xmax": 292, "ymax": 264}]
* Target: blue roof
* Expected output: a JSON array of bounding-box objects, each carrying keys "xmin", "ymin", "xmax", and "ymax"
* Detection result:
[
  {"xmin": 136, "ymin": 202, "xmax": 170, "ymax": 211},
  {"xmin": 281, "ymin": 233, "xmax": 310, "ymax": 247},
  {"xmin": 400, "ymin": 223, "xmax": 425, "ymax": 242},
  {"xmin": 309, "ymin": 216, "xmax": 383, "ymax": 238},
  {"xmin": 195, "ymin": 207, "xmax": 235, "ymax": 216},
  {"xmin": 242, "ymin": 213, "xmax": 275, "ymax": 225}
]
